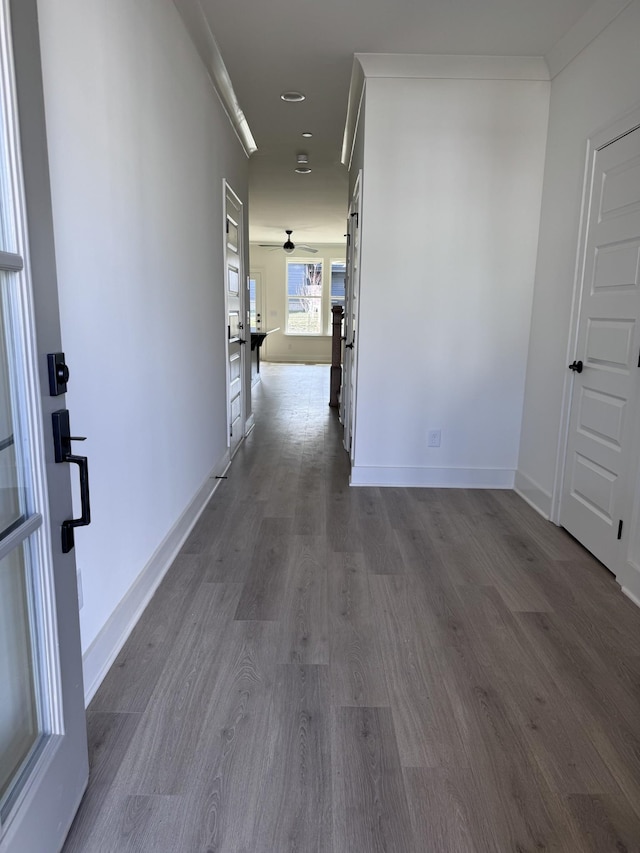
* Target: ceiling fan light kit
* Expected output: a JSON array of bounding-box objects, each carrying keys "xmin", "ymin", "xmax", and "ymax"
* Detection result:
[{"xmin": 283, "ymin": 229, "xmax": 295, "ymax": 253}]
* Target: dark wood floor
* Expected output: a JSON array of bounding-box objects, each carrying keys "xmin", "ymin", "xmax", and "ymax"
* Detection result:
[{"xmin": 63, "ymin": 364, "xmax": 640, "ymax": 852}]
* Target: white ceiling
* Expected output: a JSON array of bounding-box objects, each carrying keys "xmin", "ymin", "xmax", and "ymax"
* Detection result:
[{"xmin": 200, "ymin": 0, "xmax": 597, "ymax": 245}]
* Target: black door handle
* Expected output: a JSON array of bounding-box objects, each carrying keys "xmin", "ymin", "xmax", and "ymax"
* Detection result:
[
  {"xmin": 568, "ymin": 360, "xmax": 583, "ymax": 373},
  {"xmin": 345, "ymin": 341, "xmax": 354, "ymax": 349},
  {"xmin": 238, "ymin": 338, "xmax": 246, "ymax": 345},
  {"xmin": 61, "ymin": 453, "xmax": 91, "ymax": 554},
  {"xmin": 52, "ymin": 410, "xmax": 91, "ymax": 553}
]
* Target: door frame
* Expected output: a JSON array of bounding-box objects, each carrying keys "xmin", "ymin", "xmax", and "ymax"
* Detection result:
[
  {"xmin": 222, "ymin": 180, "xmax": 247, "ymax": 455},
  {"xmin": 552, "ymin": 105, "xmax": 640, "ymax": 572},
  {"xmin": 342, "ymin": 171, "xmax": 363, "ymax": 463},
  {"xmin": 1, "ymin": 0, "xmax": 88, "ymax": 848}
]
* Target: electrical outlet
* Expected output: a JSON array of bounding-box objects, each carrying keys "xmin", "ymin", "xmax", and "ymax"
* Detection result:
[
  {"xmin": 77, "ymin": 568, "xmax": 84, "ymax": 610},
  {"xmin": 428, "ymin": 429, "xmax": 441, "ymax": 448}
]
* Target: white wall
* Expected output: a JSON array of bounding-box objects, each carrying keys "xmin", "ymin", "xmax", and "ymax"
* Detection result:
[
  {"xmin": 518, "ymin": 0, "xmax": 640, "ymax": 518},
  {"xmin": 37, "ymin": 0, "xmax": 248, "ymax": 696},
  {"xmin": 249, "ymin": 244, "xmax": 346, "ymax": 364},
  {"xmin": 352, "ymin": 74, "xmax": 550, "ymax": 487}
]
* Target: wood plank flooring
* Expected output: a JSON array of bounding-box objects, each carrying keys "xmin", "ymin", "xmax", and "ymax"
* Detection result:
[{"xmin": 63, "ymin": 364, "xmax": 640, "ymax": 852}]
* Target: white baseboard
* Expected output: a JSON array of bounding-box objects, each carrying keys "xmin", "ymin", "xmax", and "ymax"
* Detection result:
[
  {"xmin": 245, "ymin": 412, "xmax": 256, "ymax": 434},
  {"xmin": 263, "ymin": 356, "xmax": 332, "ymax": 364},
  {"xmin": 621, "ymin": 561, "xmax": 640, "ymax": 611},
  {"xmin": 82, "ymin": 450, "xmax": 231, "ymax": 705},
  {"xmin": 349, "ymin": 466, "xmax": 515, "ymax": 489},
  {"xmin": 514, "ymin": 470, "xmax": 553, "ymax": 520},
  {"xmin": 622, "ymin": 583, "xmax": 640, "ymax": 609}
]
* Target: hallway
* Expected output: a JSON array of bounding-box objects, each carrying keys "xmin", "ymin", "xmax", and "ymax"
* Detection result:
[{"xmin": 63, "ymin": 364, "xmax": 640, "ymax": 852}]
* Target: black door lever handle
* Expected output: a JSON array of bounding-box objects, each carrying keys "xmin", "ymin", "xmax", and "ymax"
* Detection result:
[
  {"xmin": 568, "ymin": 360, "xmax": 583, "ymax": 373},
  {"xmin": 52, "ymin": 410, "xmax": 91, "ymax": 553}
]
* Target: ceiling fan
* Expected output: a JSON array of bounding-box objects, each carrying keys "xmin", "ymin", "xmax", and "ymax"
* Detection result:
[{"xmin": 258, "ymin": 229, "xmax": 318, "ymax": 254}]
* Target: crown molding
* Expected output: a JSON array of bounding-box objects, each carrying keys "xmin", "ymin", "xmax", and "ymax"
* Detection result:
[
  {"xmin": 173, "ymin": 0, "xmax": 257, "ymax": 156},
  {"xmin": 353, "ymin": 53, "xmax": 550, "ymax": 81},
  {"xmin": 545, "ymin": 0, "xmax": 635, "ymax": 78},
  {"xmin": 341, "ymin": 52, "xmax": 550, "ymax": 168}
]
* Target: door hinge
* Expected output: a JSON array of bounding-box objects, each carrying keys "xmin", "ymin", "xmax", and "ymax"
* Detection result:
[
  {"xmin": 637, "ymin": 348, "xmax": 640, "ymax": 368},
  {"xmin": 617, "ymin": 519, "xmax": 623, "ymax": 540},
  {"xmin": 226, "ymin": 219, "xmax": 229, "ymax": 234},
  {"xmin": 350, "ymin": 211, "xmax": 359, "ymax": 227}
]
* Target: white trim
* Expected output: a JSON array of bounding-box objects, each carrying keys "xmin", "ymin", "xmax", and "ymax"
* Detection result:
[
  {"xmin": 172, "ymin": 0, "xmax": 256, "ymax": 156},
  {"xmin": 545, "ymin": 0, "xmax": 635, "ymax": 79},
  {"xmin": 263, "ymin": 356, "xmax": 332, "ymax": 365},
  {"xmin": 514, "ymin": 471, "xmax": 552, "ymax": 520},
  {"xmin": 245, "ymin": 412, "xmax": 255, "ymax": 434},
  {"xmin": 341, "ymin": 60, "xmax": 366, "ymax": 168},
  {"xmin": 621, "ymin": 581, "xmax": 640, "ymax": 610},
  {"xmin": 354, "ymin": 53, "xmax": 549, "ymax": 81},
  {"xmin": 82, "ymin": 451, "xmax": 230, "ymax": 705},
  {"xmin": 349, "ymin": 466, "xmax": 515, "ymax": 489}
]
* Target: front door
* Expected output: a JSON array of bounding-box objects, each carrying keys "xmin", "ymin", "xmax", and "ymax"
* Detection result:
[
  {"xmin": 224, "ymin": 183, "xmax": 246, "ymax": 457},
  {"xmin": 560, "ymin": 124, "xmax": 640, "ymax": 573},
  {"xmin": 1, "ymin": 1, "xmax": 88, "ymax": 850},
  {"xmin": 341, "ymin": 173, "xmax": 362, "ymax": 462}
]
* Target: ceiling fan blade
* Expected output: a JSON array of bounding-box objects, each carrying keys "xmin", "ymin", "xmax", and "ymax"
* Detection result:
[{"xmin": 296, "ymin": 245, "xmax": 318, "ymax": 253}]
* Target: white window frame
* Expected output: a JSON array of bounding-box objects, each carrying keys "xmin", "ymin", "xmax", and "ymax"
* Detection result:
[{"xmin": 285, "ymin": 258, "xmax": 324, "ymax": 336}]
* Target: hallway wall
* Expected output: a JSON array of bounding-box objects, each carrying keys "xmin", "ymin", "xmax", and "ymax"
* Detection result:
[
  {"xmin": 517, "ymin": 0, "xmax": 640, "ymax": 519},
  {"xmin": 37, "ymin": 0, "xmax": 249, "ymax": 698},
  {"xmin": 516, "ymin": 0, "xmax": 640, "ymax": 603},
  {"xmin": 351, "ymin": 67, "xmax": 550, "ymax": 487}
]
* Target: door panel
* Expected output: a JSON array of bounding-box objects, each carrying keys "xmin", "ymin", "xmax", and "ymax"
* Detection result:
[
  {"xmin": 0, "ymin": 1, "xmax": 88, "ymax": 849},
  {"xmin": 224, "ymin": 184, "xmax": 246, "ymax": 457},
  {"xmin": 561, "ymin": 126, "xmax": 640, "ymax": 571}
]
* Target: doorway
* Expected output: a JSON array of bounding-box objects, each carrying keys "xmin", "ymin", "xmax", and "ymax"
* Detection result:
[{"xmin": 560, "ymin": 119, "xmax": 640, "ymax": 592}]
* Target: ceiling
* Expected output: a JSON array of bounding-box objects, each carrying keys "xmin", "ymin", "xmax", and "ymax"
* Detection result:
[{"xmin": 200, "ymin": 0, "xmax": 597, "ymax": 246}]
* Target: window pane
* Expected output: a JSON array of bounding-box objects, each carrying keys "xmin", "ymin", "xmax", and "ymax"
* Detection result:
[
  {"xmin": 1, "ymin": 273, "xmax": 29, "ymax": 538},
  {"xmin": 0, "ymin": 541, "xmax": 41, "ymax": 805},
  {"xmin": 287, "ymin": 298, "xmax": 322, "ymax": 334},
  {"xmin": 331, "ymin": 261, "xmax": 346, "ymax": 306},
  {"xmin": 286, "ymin": 261, "xmax": 323, "ymax": 334}
]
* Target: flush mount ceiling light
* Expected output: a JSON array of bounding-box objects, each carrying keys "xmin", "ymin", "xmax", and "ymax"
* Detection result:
[
  {"xmin": 302, "ymin": 131, "xmax": 313, "ymax": 138},
  {"xmin": 280, "ymin": 91, "xmax": 305, "ymax": 102},
  {"xmin": 295, "ymin": 167, "xmax": 311, "ymax": 174}
]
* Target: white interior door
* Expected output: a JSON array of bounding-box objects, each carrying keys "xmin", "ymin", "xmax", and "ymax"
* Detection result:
[
  {"xmin": 224, "ymin": 183, "xmax": 246, "ymax": 457},
  {"xmin": 1, "ymin": 1, "xmax": 88, "ymax": 851},
  {"xmin": 561, "ymin": 125, "xmax": 640, "ymax": 573},
  {"xmin": 342, "ymin": 173, "xmax": 362, "ymax": 461}
]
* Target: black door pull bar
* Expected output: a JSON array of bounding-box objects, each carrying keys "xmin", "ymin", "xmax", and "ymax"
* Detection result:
[{"xmin": 52, "ymin": 409, "xmax": 91, "ymax": 553}]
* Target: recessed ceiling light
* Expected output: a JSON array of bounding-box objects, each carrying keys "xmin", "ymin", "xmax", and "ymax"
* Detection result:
[
  {"xmin": 302, "ymin": 132, "xmax": 313, "ymax": 138},
  {"xmin": 295, "ymin": 167, "xmax": 311, "ymax": 174},
  {"xmin": 280, "ymin": 91, "xmax": 305, "ymax": 103}
]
